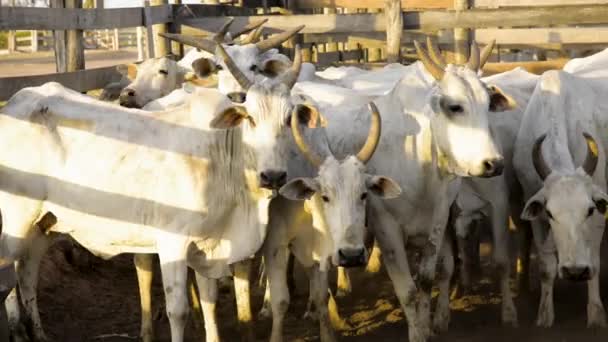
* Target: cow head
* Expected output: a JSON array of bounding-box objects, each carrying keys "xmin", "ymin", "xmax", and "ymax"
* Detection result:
[
  {"xmin": 522, "ymin": 133, "xmax": 608, "ymax": 281},
  {"xmin": 165, "ymin": 22, "xmax": 304, "ymax": 103},
  {"xmin": 118, "ymin": 56, "xmax": 188, "ymax": 108},
  {"xmin": 208, "ymin": 45, "xmax": 320, "ymax": 190},
  {"xmin": 280, "ymin": 103, "xmax": 401, "ymax": 267},
  {"xmin": 415, "ymin": 38, "xmax": 517, "ymax": 178}
]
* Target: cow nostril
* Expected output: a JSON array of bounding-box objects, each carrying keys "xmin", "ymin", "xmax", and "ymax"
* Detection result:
[
  {"xmin": 127, "ymin": 90, "xmax": 135, "ymax": 97},
  {"xmin": 482, "ymin": 158, "xmax": 504, "ymax": 176},
  {"xmin": 228, "ymin": 92, "xmax": 246, "ymax": 104},
  {"xmin": 260, "ymin": 172, "xmax": 269, "ymax": 182}
]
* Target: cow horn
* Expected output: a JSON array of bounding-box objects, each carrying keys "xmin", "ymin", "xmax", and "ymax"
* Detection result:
[
  {"xmin": 467, "ymin": 41, "xmax": 480, "ymax": 71},
  {"xmin": 240, "ymin": 26, "xmax": 264, "ymax": 45},
  {"xmin": 532, "ymin": 134, "xmax": 551, "ymax": 181},
  {"xmin": 414, "ymin": 40, "xmax": 445, "ymax": 81},
  {"xmin": 356, "ymin": 102, "xmax": 382, "ymax": 164},
  {"xmin": 281, "ymin": 45, "xmax": 302, "ymax": 89},
  {"xmin": 232, "ymin": 19, "xmax": 268, "ymax": 40},
  {"xmin": 256, "ymin": 25, "xmax": 305, "ymax": 52},
  {"xmin": 216, "ymin": 43, "xmax": 253, "ymax": 90},
  {"xmin": 582, "ymin": 132, "xmax": 599, "ymax": 176},
  {"xmin": 426, "ymin": 36, "xmax": 447, "ymax": 68},
  {"xmin": 291, "ymin": 104, "xmax": 322, "ymax": 167},
  {"xmin": 479, "ymin": 39, "xmax": 495, "ymax": 69},
  {"xmin": 213, "ymin": 18, "xmax": 234, "ymax": 42},
  {"xmin": 159, "ymin": 33, "xmax": 217, "ymax": 54}
]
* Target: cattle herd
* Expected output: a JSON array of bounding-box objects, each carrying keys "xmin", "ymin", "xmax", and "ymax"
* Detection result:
[{"xmin": 1, "ymin": 19, "xmax": 608, "ymax": 342}]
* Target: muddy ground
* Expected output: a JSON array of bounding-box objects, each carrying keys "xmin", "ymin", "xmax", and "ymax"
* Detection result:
[{"xmin": 35, "ymin": 231, "xmax": 608, "ymax": 342}]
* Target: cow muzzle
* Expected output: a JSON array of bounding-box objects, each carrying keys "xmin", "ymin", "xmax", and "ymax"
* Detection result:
[
  {"xmin": 119, "ymin": 88, "xmax": 141, "ymax": 108},
  {"xmin": 479, "ymin": 157, "xmax": 504, "ymax": 178},
  {"xmin": 259, "ymin": 170, "xmax": 287, "ymax": 189},
  {"xmin": 227, "ymin": 92, "xmax": 247, "ymax": 104},
  {"xmin": 337, "ymin": 247, "xmax": 367, "ymax": 268},
  {"xmin": 561, "ymin": 265, "xmax": 592, "ymax": 281}
]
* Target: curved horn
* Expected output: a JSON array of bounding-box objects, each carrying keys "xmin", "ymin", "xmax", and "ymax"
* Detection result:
[
  {"xmin": 240, "ymin": 26, "xmax": 264, "ymax": 45},
  {"xmin": 232, "ymin": 19, "xmax": 268, "ymax": 40},
  {"xmin": 256, "ymin": 25, "xmax": 305, "ymax": 52},
  {"xmin": 280, "ymin": 45, "xmax": 302, "ymax": 89},
  {"xmin": 291, "ymin": 105, "xmax": 322, "ymax": 167},
  {"xmin": 213, "ymin": 18, "xmax": 234, "ymax": 42},
  {"xmin": 216, "ymin": 43, "xmax": 253, "ymax": 90},
  {"xmin": 426, "ymin": 36, "xmax": 447, "ymax": 69},
  {"xmin": 356, "ymin": 102, "xmax": 382, "ymax": 164},
  {"xmin": 467, "ymin": 40, "xmax": 480, "ymax": 71},
  {"xmin": 582, "ymin": 132, "xmax": 599, "ymax": 176},
  {"xmin": 414, "ymin": 40, "xmax": 445, "ymax": 81},
  {"xmin": 532, "ymin": 134, "xmax": 551, "ymax": 181},
  {"xmin": 159, "ymin": 33, "xmax": 217, "ymax": 54},
  {"xmin": 479, "ymin": 39, "xmax": 496, "ymax": 69}
]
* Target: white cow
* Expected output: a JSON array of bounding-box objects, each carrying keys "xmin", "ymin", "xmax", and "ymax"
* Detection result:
[
  {"xmin": 291, "ymin": 39, "xmax": 517, "ymax": 341},
  {"xmin": 1, "ymin": 48, "xmax": 320, "ymax": 341},
  {"xmin": 513, "ymin": 70, "xmax": 608, "ymax": 328}
]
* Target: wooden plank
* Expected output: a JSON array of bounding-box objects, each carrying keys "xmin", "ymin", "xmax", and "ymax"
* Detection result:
[
  {"xmin": 473, "ymin": 0, "xmax": 608, "ymax": 8},
  {"xmin": 474, "ymin": 27, "xmax": 608, "ymax": 45},
  {"xmin": 0, "ymin": 66, "xmax": 124, "ymax": 101},
  {"xmin": 294, "ymin": 0, "xmax": 453, "ymax": 10},
  {"xmin": 144, "ymin": 1, "xmax": 155, "ymax": 58},
  {"xmin": 51, "ymin": 0, "xmax": 68, "ymax": 73},
  {"xmin": 453, "ymin": 0, "xmax": 470, "ymax": 64},
  {"xmin": 317, "ymin": 51, "xmax": 341, "ymax": 66},
  {"xmin": 66, "ymin": 0, "xmax": 85, "ymax": 72},
  {"xmin": 0, "ymin": 5, "xmax": 172, "ymax": 30},
  {"xmin": 152, "ymin": 0, "xmax": 169, "ymax": 57},
  {"xmin": 182, "ymin": 5, "xmax": 608, "ymax": 34}
]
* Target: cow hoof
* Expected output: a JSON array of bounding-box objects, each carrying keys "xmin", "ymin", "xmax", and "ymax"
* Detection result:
[
  {"xmin": 258, "ymin": 306, "xmax": 272, "ymax": 320},
  {"xmin": 587, "ymin": 302, "xmax": 607, "ymax": 328},
  {"xmin": 432, "ymin": 310, "xmax": 450, "ymax": 333},
  {"xmin": 408, "ymin": 327, "xmax": 426, "ymax": 342},
  {"xmin": 536, "ymin": 310, "xmax": 554, "ymax": 328},
  {"xmin": 502, "ymin": 301, "xmax": 519, "ymax": 327}
]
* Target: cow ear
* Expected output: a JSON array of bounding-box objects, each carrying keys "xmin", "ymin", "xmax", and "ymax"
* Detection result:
[
  {"xmin": 210, "ymin": 106, "xmax": 255, "ymax": 129},
  {"xmin": 294, "ymin": 104, "xmax": 327, "ymax": 128},
  {"xmin": 279, "ymin": 178, "xmax": 320, "ymax": 201},
  {"xmin": 260, "ymin": 59, "xmax": 290, "ymax": 78},
  {"xmin": 366, "ymin": 175, "xmax": 402, "ymax": 199},
  {"xmin": 117, "ymin": 63, "xmax": 138, "ymax": 80},
  {"xmin": 521, "ymin": 191, "xmax": 546, "ymax": 220},
  {"xmin": 192, "ymin": 58, "xmax": 219, "ymax": 78},
  {"xmin": 488, "ymin": 85, "xmax": 517, "ymax": 112},
  {"xmin": 592, "ymin": 186, "xmax": 608, "ymax": 215}
]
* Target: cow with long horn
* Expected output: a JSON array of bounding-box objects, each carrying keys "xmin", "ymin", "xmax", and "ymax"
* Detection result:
[
  {"xmin": 514, "ymin": 70, "xmax": 608, "ymax": 328},
  {"xmin": 289, "ymin": 34, "xmax": 518, "ymax": 340}
]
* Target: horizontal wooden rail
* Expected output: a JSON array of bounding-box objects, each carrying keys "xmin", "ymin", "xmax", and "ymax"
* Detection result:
[
  {"xmin": 181, "ymin": 4, "xmax": 608, "ymax": 33},
  {"xmin": 0, "ymin": 66, "xmax": 123, "ymax": 101},
  {"xmin": 472, "ymin": 0, "xmax": 608, "ymax": 8},
  {"xmin": 0, "ymin": 6, "xmax": 172, "ymax": 30},
  {"xmin": 293, "ymin": 0, "xmax": 453, "ymax": 9}
]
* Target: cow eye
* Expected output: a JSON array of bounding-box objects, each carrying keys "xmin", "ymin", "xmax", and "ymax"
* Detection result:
[
  {"xmin": 448, "ymin": 104, "xmax": 463, "ymax": 113},
  {"xmin": 250, "ymin": 65, "xmax": 257, "ymax": 71},
  {"xmin": 546, "ymin": 210, "xmax": 554, "ymax": 220},
  {"xmin": 216, "ymin": 64, "xmax": 224, "ymax": 71},
  {"xmin": 159, "ymin": 69, "xmax": 169, "ymax": 75},
  {"xmin": 321, "ymin": 195, "xmax": 330, "ymax": 203},
  {"xmin": 587, "ymin": 207, "xmax": 595, "ymax": 217},
  {"xmin": 360, "ymin": 192, "xmax": 367, "ymax": 201}
]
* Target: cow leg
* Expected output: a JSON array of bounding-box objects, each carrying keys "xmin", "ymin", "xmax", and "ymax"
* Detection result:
[
  {"xmin": 335, "ymin": 267, "xmax": 351, "ymax": 298},
  {"xmin": 587, "ymin": 230, "xmax": 606, "ymax": 328},
  {"xmin": 195, "ymin": 274, "xmax": 220, "ymax": 342},
  {"xmin": 432, "ymin": 236, "xmax": 454, "ymax": 333},
  {"xmin": 302, "ymin": 266, "xmax": 317, "ymax": 321},
  {"xmin": 532, "ymin": 221, "xmax": 556, "ymax": 328},
  {"xmin": 265, "ymin": 245, "xmax": 290, "ymax": 342},
  {"xmin": 310, "ymin": 266, "xmax": 336, "ymax": 342},
  {"xmin": 258, "ymin": 278, "xmax": 272, "ymax": 320},
  {"xmin": 368, "ymin": 204, "xmax": 422, "ymax": 342},
  {"xmin": 134, "ymin": 254, "xmax": 154, "ymax": 342},
  {"xmin": 365, "ymin": 239, "xmax": 383, "ymax": 273},
  {"xmin": 158, "ymin": 243, "xmax": 189, "ymax": 342},
  {"xmin": 5, "ymin": 288, "xmax": 28, "ymax": 342},
  {"xmin": 233, "ymin": 259, "xmax": 255, "ymax": 342},
  {"xmin": 15, "ymin": 232, "xmax": 51, "ymax": 342}
]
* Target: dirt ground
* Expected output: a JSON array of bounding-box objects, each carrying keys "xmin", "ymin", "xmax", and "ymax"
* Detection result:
[{"xmin": 35, "ymin": 231, "xmax": 608, "ymax": 342}]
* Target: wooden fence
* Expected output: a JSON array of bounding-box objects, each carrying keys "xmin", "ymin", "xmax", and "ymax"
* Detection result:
[{"xmin": 1, "ymin": 0, "xmax": 608, "ymax": 101}]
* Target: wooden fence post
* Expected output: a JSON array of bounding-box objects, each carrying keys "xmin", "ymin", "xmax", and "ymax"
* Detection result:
[
  {"xmin": 7, "ymin": 0, "xmax": 16, "ymax": 53},
  {"xmin": 454, "ymin": 0, "xmax": 470, "ymax": 64},
  {"xmin": 113, "ymin": 28, "xmax": 120, "ymax": 50},
  {"xmin": 170, "ymin": 0, "xmax": 183, "ymax": 57},
  {"xmin": 367, "ymin": 8, "xmax": 382, "ymax": 62},
  {"xmin": 151, "ymin": 0, "xmax": 169, "ymax": 57},
  {"xmin": 66, "ymin": 0, "xmax": 85, "ymax": 72},
  {"xmin": 51, "ymin": 0, "xmax": 67, "ymax": 72},
  {"xmin": 385, "ymin": 0, "xmax": 402, "ymax": 63},
  {"xmin": 30, "ymin": 30, "xmax": 38, "ymax": 52},
  {"xmin": 137, "ymin": 26, "xmax": 145, "ymax": 60}
]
